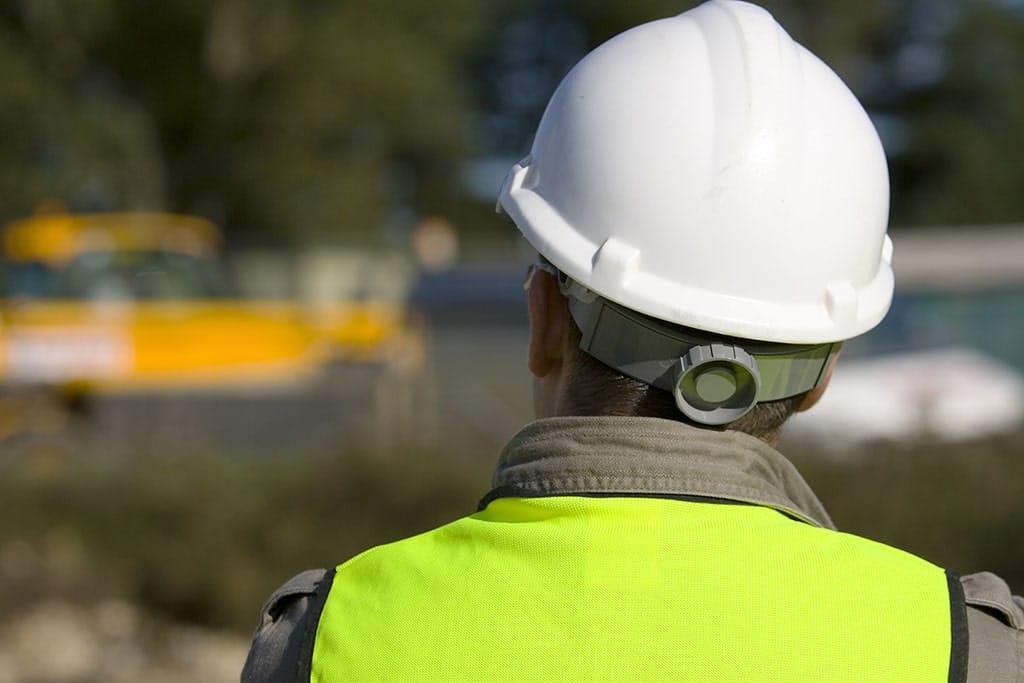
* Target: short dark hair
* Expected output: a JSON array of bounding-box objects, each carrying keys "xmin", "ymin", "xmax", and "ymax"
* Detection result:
[{"xmin": 562, "ymin": 304, "xmax": 805, "ymax": 445}]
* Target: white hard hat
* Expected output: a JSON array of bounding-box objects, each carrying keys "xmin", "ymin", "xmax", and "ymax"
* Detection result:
[{"xmin": 499, "ymin": 0, "xmax": 893, "ymax": 345}]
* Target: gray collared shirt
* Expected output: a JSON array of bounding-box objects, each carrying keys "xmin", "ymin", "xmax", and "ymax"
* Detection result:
[
  {"xmin": 243, "ymin": 416, "xmax": 1024, "ymax": 682},
  {"xmin": 487, "ymin": 415, "xmax": 834, "ymax": 527}
]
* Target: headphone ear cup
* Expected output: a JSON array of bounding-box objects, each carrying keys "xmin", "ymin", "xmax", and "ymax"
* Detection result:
[{"xmin": 672, "ymin": 345, "xmax": 761, "ymax": 425}]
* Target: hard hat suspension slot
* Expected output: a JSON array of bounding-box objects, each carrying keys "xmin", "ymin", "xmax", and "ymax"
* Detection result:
[{"xmin": 562, "ymin": 278, "xmax": 838, "ymax": 426}]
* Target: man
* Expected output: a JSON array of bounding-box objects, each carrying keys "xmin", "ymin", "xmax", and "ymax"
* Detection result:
[{"xmin": 243, "ymin": 1, "xmax": 1023, "ymax": 680}]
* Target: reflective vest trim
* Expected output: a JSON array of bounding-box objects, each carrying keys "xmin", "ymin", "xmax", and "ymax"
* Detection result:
[
  {"xmin": 296, "ymin": 567, "xmax": 335, "ymax": 683},
  {"xmin": 947, "ymin": 569, "xmax": 969, "ymax": 683}
]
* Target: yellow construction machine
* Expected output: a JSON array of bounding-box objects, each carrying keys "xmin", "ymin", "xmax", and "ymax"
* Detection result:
[{"xmin": 0, "ymin": 213, "xmax": 418, "ymax": 395}]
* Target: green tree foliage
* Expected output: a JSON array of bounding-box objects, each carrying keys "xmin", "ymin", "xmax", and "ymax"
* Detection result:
[
  {"xmin": 0, "ymin": 0, "xmax": 487, "ymax": 243},
  {"xmin": 892, "ymin": 2, "xmax": 1024, "ymax": 225},
  {"xmin": 0, "ymin": 1, "xmax": 1021, "ymax": 244},
  {"xmin": 0, "ymin": 0, "xmax": 165, "ymax": 220}
]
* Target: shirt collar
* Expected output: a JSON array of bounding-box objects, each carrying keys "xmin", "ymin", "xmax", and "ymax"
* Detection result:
[{"xmin": 487, "ymin": 416, "xmax": 835, "ymax": 530}]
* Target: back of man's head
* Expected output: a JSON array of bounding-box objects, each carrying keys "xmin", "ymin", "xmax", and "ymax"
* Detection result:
[
  {"xmin": 561, "ymin": 316, "xmax": 807, "ymax": 444},
  {"xmin": 500, "ymin": 1, "xmax": 894, "ymax": 440}
]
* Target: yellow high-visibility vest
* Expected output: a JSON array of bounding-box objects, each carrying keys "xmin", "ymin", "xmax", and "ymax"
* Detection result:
[{"xmin": 309, "ymin": 496, "xmax": 966, "ymax": 682}]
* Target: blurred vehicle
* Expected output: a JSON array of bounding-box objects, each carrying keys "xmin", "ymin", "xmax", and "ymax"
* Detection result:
[
  {"xmin": 0, "ymin": 213, "xmax": 418, "ymax": 395},
  {"xmin": 785, "ymin": 347, "xmax": 1024, "ymax": 448}
]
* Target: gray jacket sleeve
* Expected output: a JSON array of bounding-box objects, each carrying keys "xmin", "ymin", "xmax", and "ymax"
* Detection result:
[
  {"xmin": 241, "ymin": 568, "xmax": 330, "ymax": 683},
  {"xmin": 964, "ymin": 572, "xmax": 1024, "ymax": 683}
]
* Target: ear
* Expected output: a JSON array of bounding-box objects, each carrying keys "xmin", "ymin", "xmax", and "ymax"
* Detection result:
[
  {"xmin": 797, "ymin": 349, "xmax": 841, "ymax": 412},
  {"xmin": 527, "ymin": 270, "xmax": 569, "ymax": 378}
]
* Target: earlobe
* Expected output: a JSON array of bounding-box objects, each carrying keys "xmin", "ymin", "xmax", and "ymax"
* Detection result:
[
  {"xmin": 527, "ymin": 271, "xmax": 567, "ymax": 378},
  {"xmin": 527, "ymin": 277, "xmax": 551, "ymax": 377}
]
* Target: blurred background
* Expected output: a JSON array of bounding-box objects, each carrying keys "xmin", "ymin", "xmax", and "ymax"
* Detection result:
[{"xmin": 0, "ymin": 0, "xmax": 1022, "ymax": 680}]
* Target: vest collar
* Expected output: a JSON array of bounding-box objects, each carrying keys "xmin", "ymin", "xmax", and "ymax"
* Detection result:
[{"xmin": 488, "ymin": 416, "xmax": 835, "ymax": 530}]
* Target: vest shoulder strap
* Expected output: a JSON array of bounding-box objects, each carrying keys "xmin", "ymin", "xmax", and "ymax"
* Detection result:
[
  {"xmin": 948, "ymin": 570, "xmax": 969, "ymax": 683},
  {"xmin": 241, "ymin": 568, "xmax": 334, "ymax": 683},
  {"xmin": 295, "ymin": 568, "xmax": 335, "ymax": 683},
  {"xmin": 961, "ymin": 571, "xmax": 1024, "ymax": 683}
]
